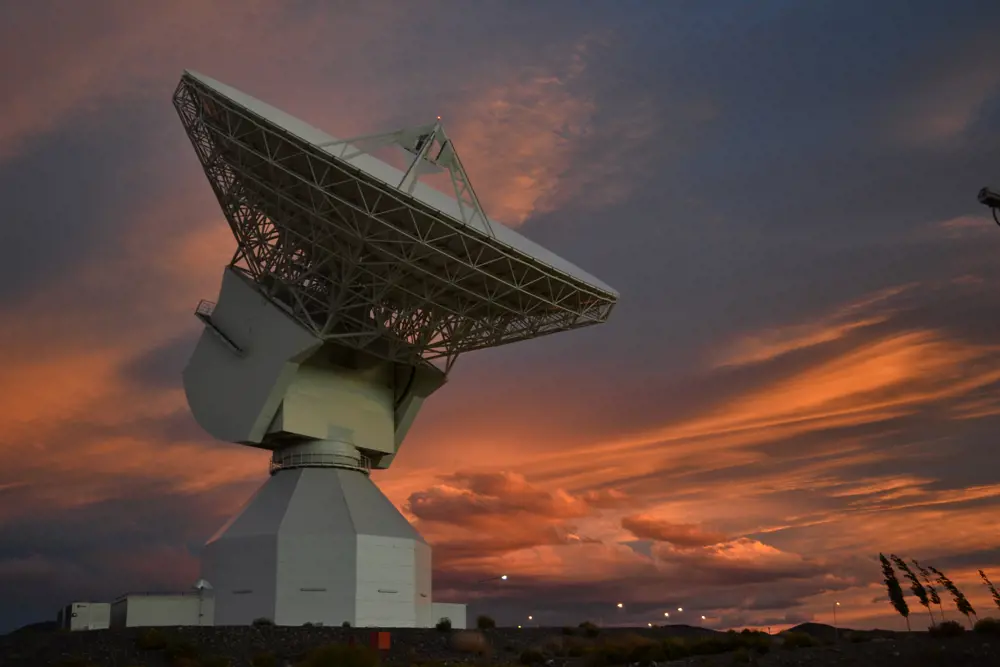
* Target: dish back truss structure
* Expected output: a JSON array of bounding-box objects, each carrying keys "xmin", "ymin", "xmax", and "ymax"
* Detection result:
[{"xmin": 173, "ymin": 73, "xmax": 617, "ymax": 373}]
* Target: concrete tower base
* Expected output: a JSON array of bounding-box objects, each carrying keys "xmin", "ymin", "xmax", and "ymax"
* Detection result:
[{"xmin": 202, "ymin": 466, "xmax": 432, "ymax": 628}]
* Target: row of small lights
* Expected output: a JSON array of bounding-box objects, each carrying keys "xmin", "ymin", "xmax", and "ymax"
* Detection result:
[
  {"xmin": 492, "ymin": 576, "xmax": 710, "ymax": 628},
  {"xmin": 617, "ymin": 602, "xmax": 707, "ymax": 625},
  {"xmin": 496, "ymin": 576, "xmax": 844, "ymax": 630}
]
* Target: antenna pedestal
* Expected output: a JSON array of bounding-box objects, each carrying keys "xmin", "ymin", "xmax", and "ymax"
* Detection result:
[{"xmin": 201, "ymin": 464, "xmax": 433, "ymax": 627}]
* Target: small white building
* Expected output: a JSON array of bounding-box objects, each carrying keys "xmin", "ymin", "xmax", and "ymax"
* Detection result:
[
  {"xmin": 60, "ymin": 587, "xmax": 462, "ymax": 629},
  {"xmin": 430, "ymin": 602, "xmax": 467, "ymax": 629},
  {"xmin": 110, "ymin": 592, "xmax": 214, "ymax": 628},
  {"xmin": 57, "ymin": 602, "xmax": 110, "ymax": 631}
]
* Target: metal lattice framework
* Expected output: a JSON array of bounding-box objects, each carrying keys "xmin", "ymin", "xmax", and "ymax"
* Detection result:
[{"xmin": 173, "ymin": 73, "xmax": 617, "ymax": 372}]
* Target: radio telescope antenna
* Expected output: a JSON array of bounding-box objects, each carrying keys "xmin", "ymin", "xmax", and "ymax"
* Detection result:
[{"xmin": 172, "ymin": 70, "xmax": 618, "ymax": 628}]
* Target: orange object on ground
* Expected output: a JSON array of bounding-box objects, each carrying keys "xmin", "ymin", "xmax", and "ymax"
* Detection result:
[{"xmin": 369, "ymin": 630, "xmax": 391, "ymax": 650}]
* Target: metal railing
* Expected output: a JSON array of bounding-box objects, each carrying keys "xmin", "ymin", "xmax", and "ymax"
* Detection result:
[{"xmin": 269, "ymin": 450, "xmax": 373, "ymax": 475}]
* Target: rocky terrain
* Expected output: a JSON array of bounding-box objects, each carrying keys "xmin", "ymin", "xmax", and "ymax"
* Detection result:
[{"xmin": 0, "ymin": 622, "xmax": 996, "ymax": 667}]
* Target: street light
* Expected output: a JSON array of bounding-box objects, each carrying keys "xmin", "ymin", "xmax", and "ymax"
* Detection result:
[
  {"xmin": 663, "ymin": 612, "xmax": 670, "ymax": 618},
  {"xmin": 677, "ymin": 607, "xmax": 683, "ymax": 612},
  {"xmin": 834, "ymin": 602, "xmax": 841, "ymax": 642},
  {"xmin": 617, "ymin": 602, "xmax": 624, "ymax": 608}
]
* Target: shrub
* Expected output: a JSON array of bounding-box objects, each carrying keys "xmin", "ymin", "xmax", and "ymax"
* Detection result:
[
  {"xmin": 660, "ymin": 638, "xmax": 689, "ymax": 661},
  {"xmin": 973, "ymin": 617, "xmax": 1000, "ymax": 635},
  {"xmin": 730, "ymin": 648, "xmax": 751, "ymax": 665},
  {"xmin": 251, "ymin": 652, "xmax": 278, "ymax": 667},
  {"xmin": 342, "ymin": 620, "xmax": 351, "ymax": 627},
  {"xmin": 436, "ymin": 616, "xmax": 453, "ymax": 631},
  {"xmin": 476, "ymin": 614, "xmax": 496, "ymax": 630},
  {"xmin": 734, "ymin": 630, "xmax": 771, "ymax": 654},
  {"xmin": 579, "ymin": 620, "xmax": 600, "ymax": 637},
  {"xmin": 928, "ymin": 620, "xmax": 965, "ymax": 637},
  {"xmin": 252, "ymin": 617, "xmax": 274, "ymax": 626},
  {"xmin": 135, "ymin": 627, "xmax": 169, "ymax": 650},
  {"xmin": 520, "ymin": 648, "xmax": 546, "ymax": 665},
  {"xmin": 779, "ymin": 632, "xmax": 820, "ymax": 649},
  {"xmin": 297, "ymin": 643, "xmax": 379, "ymax": 667},
  {"xmin": 688, "ymin": 637, "xmax": 735, "ymax": 656},
  {"xmin": 561, "ymin": 625, "xmax": 576, "ymax": 635}
]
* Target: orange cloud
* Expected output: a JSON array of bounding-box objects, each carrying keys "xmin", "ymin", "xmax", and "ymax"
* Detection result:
[
  {"xmin": 712, "ymin": 284, "xmax": 915, "ymax": 368},
  {"xmin": 448, "ymin": 35, "xmax": 658, "ymax": 227},
  {"xmin": 622, "ymin": 515, "xmax": 728, "ymax": 548}
]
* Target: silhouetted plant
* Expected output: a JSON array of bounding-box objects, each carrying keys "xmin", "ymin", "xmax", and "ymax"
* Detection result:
[
  {"xmin": 880, "ymin": 553, "xmax": 910, "ymax": 631},
  {"xmin": 913, "ymin": 559, "xmax": 945, "ymax": 620},
  {"xmin": 476, "ymin": 614, "xmax": 496, "ymax": 630},
  {"xmin": 979, "ymin": 570, "xmax": 1000, "ymax": 611},
  {"xmin": 929, "ymin": 565, "xmax": 976, "ymax": 628},
  {"xmin": 928, "ymin": 620, "xmax": 964, "ymax": 637},
  {"xmin": 892, "ymin": 554, "xmax": 933, "ymax": 625},
  {"xmin": 435, "ymin": 616, "xmax": 452, "ymax": 631},
  {"xmin": 973, "ymin": 617, "xmax": 1000, "ymax": 636}
]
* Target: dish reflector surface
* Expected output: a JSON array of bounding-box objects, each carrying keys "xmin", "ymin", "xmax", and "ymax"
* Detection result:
[{"xmin": 174, "ymin": 71, "xmax": 618, "ymax": 370}]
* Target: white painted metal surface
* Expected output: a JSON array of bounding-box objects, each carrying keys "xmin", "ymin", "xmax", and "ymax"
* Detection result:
[
  {"xmin": 203, "ymin": 467, "xmax": 430, "ymax": 627},
  {"xmin": 109, "ymin": 593, "xmax": 214, "ymax": 628},
  {"xmin": 59, "ymin": 602, "xmax": 110, "ymax": 631}
]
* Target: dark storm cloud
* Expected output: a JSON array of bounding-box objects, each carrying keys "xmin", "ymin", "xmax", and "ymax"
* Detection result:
[{"xmin": 0, "ymin": 480, "xmax": 254, "ymax": 632}]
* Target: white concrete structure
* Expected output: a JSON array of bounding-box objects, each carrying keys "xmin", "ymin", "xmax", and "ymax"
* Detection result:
[
  {"xmin": 171, "ymin": 71, "xmax": 618, "ymax": 628},
  {"xmin": 58, "ymin": 602, "xmax": 110, "ymax": 631},
  {"xmin": 431, "ymin": 603, "xmax": 467, "ymax": 629},
  {"xmin": 204, "ymin": 467, "xmax": 433, "ymax": 627},
  {"xmin": 110, "ymin": 592, "xmax": 214, "ymax": 628}
]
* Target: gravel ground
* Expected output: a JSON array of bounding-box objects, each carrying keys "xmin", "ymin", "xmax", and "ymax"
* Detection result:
[{"xmin": 0, "ymin": 625, "xmax": 996, "ymax": 667}]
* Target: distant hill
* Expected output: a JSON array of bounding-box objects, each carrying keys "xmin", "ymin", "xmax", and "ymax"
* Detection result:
[
  {"xmin": 5, "ymin": 620, "xmax": 57, "ymax": 636},
  {"xmin": 787, "ymin": 622, "xmax": 838, "ymax": 637}
]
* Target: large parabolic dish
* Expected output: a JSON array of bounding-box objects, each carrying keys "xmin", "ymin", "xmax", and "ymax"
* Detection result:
[
  {"xmin": 173, "ymin": 71, "xmax": 618, "ymax": 374},
  {"xmin": 173, "ymin": 70, "xmax": 619, "ymax": 628}
]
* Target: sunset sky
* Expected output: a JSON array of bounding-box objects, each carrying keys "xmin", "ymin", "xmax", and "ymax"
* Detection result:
[{"xmin": 3, "ymin": 0, "xmax": 1000, "ymax": 634}]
